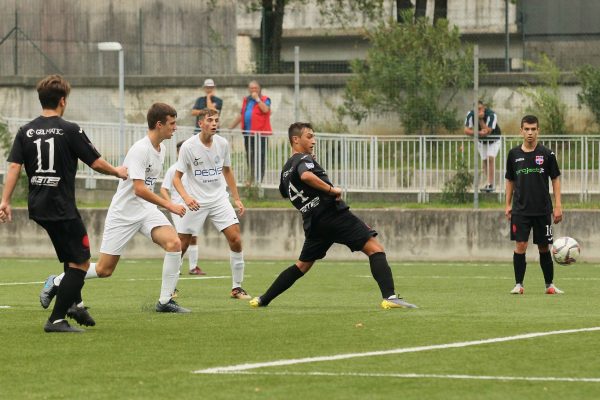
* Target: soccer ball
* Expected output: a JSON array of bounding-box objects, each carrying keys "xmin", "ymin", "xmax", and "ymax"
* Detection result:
[{"xmin": 551, "ymin": 237, "xmax": 580, "ymax": 265}]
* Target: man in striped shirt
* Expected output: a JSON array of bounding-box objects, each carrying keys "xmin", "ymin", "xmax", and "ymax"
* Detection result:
[{"xmin": 465, "ymin": 101, "xmax": 501, "ymax": 192}]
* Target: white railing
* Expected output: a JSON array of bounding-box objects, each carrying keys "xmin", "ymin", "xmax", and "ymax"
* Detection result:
[{"xmin": 3, "ymin": 118, "xmax": 599, "ymax": 200}]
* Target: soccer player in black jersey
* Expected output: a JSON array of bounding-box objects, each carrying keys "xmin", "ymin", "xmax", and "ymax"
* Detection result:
[
  {"xmin": 249, "ymin": 122, "xmax": 417, "ymax": 309},
  {"xmin": 0, "ymin": 75, "xmax": 128, "ymax": 332},
  {"xmin": 505, "ymin": 115, "xmax": 563, "ymax": 295}
]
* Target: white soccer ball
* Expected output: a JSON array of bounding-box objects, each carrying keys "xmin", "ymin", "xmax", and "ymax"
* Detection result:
[{"xmin": 551, "ymin": 237, "xmax": 581, "ymax": 265}]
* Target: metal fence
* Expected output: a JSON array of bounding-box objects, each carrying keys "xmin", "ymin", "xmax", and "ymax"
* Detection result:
[{"xmin": 3, "ymin": 118, "xmax": 600, "ymax": 200}]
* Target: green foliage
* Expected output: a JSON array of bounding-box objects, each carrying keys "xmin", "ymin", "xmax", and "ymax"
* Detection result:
[
  {"xmin": 519, "ymin": 54, "xmax": 567, "ymax": 135},
  {"xmin": 576, "ymin": 65, "xmax": 600, "ymax": 129},
  {"xmin": 0, "ymin": 117, "xmax": 12, "ymax": 155},
  {"xmin": 0, "ymin": 117, "xmax": 28, "ymax": 201},
  {"xmin": 341, "ymin": 12, "xmax": 474, "ymax": 134},
  {"xmin": 441, "ymin": 155, "xmax": 473, "ymax": 204}
]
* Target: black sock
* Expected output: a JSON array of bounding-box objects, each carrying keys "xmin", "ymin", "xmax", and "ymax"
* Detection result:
[
  {"xmin": 539, "ymin": 251, "xmax": 554, "ymax": 285},
  {"xmin": 369, "ymin": 252, "xmax": 395, "ymax": 299},
  {"xmin": 260, "ymin": 265, "xmax": 304, "ymax": 306},
  {"xmin": 48, "ymin": 267, "xmax": 86, "ymax": 323},
  {"xmin": 65, "ymin": 263, "xmax": 83, "ymax": 305},
  {"xmin": 513, "ymin": 252, "xmax": 526, "ymax": 285}
]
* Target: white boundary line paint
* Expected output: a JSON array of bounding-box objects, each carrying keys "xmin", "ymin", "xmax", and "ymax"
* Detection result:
[
  {"xmin": 0, "ymin": 276, "xmax": 230, "ymax": 286},
  {"xmin": 0, "ymin": 305, "xmax": 12, "ymax": 309},
  {"xmin": 194, "ymin": 327, "xmax": 600, "ymax": 374},
  {"xmin": 354, "ymin": 275, "xmax": 600, "ymax": 281},
  {"xmin": 210, "ymin": 371, "xmax": 600, "ymax": 383}
]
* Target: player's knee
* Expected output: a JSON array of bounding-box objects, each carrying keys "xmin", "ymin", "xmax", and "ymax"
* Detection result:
[
  {"xmin": 164, "ymin": 237, "xmax": 182, "ymax": 252},
  {"xmin": 96, "ymin": 266, "xmax": 113, "ymax": 278},
  {"xmin": 228, "ymin": 235, "xmax": 242, "ymax": 251},
  {"xmin": 515, "ymin": 242, "xmax": 528, "ymax": 253}
]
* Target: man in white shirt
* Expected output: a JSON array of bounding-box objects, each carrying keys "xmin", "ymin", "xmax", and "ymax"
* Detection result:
[
  {"xmin": 160, "ymin": 140, "xmax": 204, "ymax": 275},
  {"xmin": 173, "ymin": 109, "xmax": 250, "ymax": 299},
  {"xmin": 40, "ymin": 103, "xmax": 190, "ymax": 315}
]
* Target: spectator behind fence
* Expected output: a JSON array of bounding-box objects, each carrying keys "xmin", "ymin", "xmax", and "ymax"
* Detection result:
[
  {"xmin": 192, "ymin": 78, "xmax": 223, "ymax": 134},
  {"xmin": 464, "ymin": 100, "xmax": 501, "ymax": 193},
  {"xmin": 229, "ymin": 80, "xmax": 272, "ymax": 184}
]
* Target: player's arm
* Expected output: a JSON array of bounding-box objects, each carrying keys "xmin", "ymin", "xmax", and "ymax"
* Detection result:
[
  {"xmin": 132, "ymin": 179, "xmax": 185, "ymax": 217},
  {"xmin": 300, "ymin": 171, "xmax": 342, "ymax": 200},
  {"xmin": 173, "ymin": 170, "xmax": 199, "ymax": 211},
  {"xmin": 222, "ymin": 166, "xmax": 245, "ymax": 217},
  {"xmin": 0, "ymin": 162, "xmax": 22, "ymax": 223},
  {"xmin": 89, "ymin": 158, "xmax": 128, "ymax": 180},
  {"xmin": 552, "ymin": 177, "xmax": 562, "ymax": 224},
  {"xmin": 159, "ymin": 187, "xmax": 171, "ymax": 202},
  {"xmin": 505, "ymin": 179, "xmax": 514, "ymax": 221}
]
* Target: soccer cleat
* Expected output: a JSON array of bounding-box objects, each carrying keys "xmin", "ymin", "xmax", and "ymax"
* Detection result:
[
  {"xmin": 189, "ymin": 266, "xmax": 206, "ymax": 275},
  {"xmin": 545, "ymin": 285, "xmax": 564, "ymax": 294},
  {"xmin": 66, "ymin": 303, "xmax": 96, "ymax": 327},
  {"xmin": 155, "ymin": 299, "xmax": 191, "ymax": 313},
  {"xmin": 249, "ymin": 297, "xmax": 264, "ymax": 307},
  {"xmin": 40, "ymin": 275, "xmax": 58, "ymax": 309},
  {"xmin": 381, "ymin": 296, "xmax": 418, "ymax": 309},
  {"xmin": 44, "ymin": 319, "xmax": 84, "ymax": 333},
  {"xmin": 510, "ymin": 284, "xmax": 524, "ymax": 294},
  {"xmin": 231, "ymin": 287, "xmax": 252, "ymax": 300}
]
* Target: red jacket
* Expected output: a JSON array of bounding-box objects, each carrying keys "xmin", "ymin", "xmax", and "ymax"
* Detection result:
[{"xmin": 241, "ymin": 95, "xmax": 272, "ymax": 136}]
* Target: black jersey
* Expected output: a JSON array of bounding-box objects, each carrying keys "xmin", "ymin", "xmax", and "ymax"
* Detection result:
[
  {"xmin": 505, "ymin": 144, "xmax": 560, "ymax": 216},
  {"xmin": 7, "ymin": 116, "xmax": 101, "ymax": 221},
  {"xmin": 279, "ymin": 153, "xmax": 348, "ymax": 231}
]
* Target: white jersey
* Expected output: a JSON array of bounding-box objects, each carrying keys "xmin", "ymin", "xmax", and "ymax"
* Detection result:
[
  {"xmin": 108, "ymin": 136, "xmax": 165, "ymax": 221},
  {"xmin": 162, "ymin": 163, "xmax": 189, "ymax": 205},
  {"xmin": 176, "ymin": 134, "xmax": 231, "ymax": 205}
]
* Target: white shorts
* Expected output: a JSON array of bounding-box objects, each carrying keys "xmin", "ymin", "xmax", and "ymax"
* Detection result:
[
  {"xmin": 177, "ymin": 200, "xmax": 239, "ymax": 235},
  {"xmin": 477, "ymin": 140, "xmax": 501, "ymax": 160},
  {"xmin": 100, "ymin": 208, "xmax": 171, "ymax": 255}
]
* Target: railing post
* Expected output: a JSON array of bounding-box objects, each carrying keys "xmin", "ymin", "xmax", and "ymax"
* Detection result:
[{"xmin": 371, "ymin": 136, "xmax": 378, "ymax": 190}]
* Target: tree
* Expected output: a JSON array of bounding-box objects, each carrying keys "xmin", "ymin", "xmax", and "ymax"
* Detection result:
[
  {"xmin": 340, "ymin": 12, "xmax": 473, "ymax": 134},
  {"xmin": 519, "ymin": 54, "xmax": 567, "ymax": 135},
  {"xmin": 243, "ymin": 1, "xmax": 386, "ymax": 73},
  {"xmin": 576, "ymin": 65, "xmax": 600, "ymax": 130}
]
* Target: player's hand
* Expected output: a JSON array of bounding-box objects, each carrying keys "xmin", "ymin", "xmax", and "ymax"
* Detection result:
[
  {"xmin": 0, "ymin": 201, "xmax": 12, "ymax": 223},
  {"xmin": 185, "ymin": 197, "xmax": 200, "ymax": 211},
  {"xmin": 169, "ymin": 203, "xmax": 186, "ymax": 217},
  {"xmin": 234, "ymin": 199, "xmax": 245, "ymax": 217},
  {"xmin": 115, "ymin": 166, "xmax": 128, "ymax": 180},
  {"xmin": 505, "ymin": 205, "xmax": 512, "ymax": 221},
  {"xmin": 553, "ymin": 206, "xmax": 563, "ymax": 224},
  {"xmin": 330, "ymin": 186, "xmax": 343, "ymax": 201}
]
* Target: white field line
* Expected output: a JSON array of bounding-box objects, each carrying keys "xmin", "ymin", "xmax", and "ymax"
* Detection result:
[
  {"xmin": 194, "ymin": 327, "xmax": 600, "ymax": 374},
  {"xmin": 0, "ymin": 276, "xmax": 230, "ymax": 286},
  {"xmin": 355, "ymin": 275, "xmax": 600, "ymax": 281},
  {"xmin": 212, "ymin": 370, "xmax": 600, "ymax": 383},
  {"xmin": 0, "ymin": 305, "xmax": 11, "ymax": 309}
]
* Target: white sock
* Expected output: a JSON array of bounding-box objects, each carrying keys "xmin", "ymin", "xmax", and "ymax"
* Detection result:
[
  {"xmin": 230, "ymin": 250, "xmax": 245, "ymax": 289},
  {"xmin": 159, "ymin": 251, "xmax": 182, "ymax": 304},
  {"xmin": 53, "ymin": 273, "xmax": 64, "ymax": 286},
  {"xmin": 188, "ymin": 245, "xmax": 198, "ymax": 271},
  {"xmin": 86, "ymin": 263, "xmax": 99, "ymax": 279}
]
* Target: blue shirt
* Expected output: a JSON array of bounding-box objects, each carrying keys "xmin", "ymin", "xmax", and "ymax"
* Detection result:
[{"xmin": 243, "ymin": 97, "xmax": 271, "ymax": 134}]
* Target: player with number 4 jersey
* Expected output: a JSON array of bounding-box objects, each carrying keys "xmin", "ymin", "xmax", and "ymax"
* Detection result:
[{"xmin": 0, "ymin": 75, "xmax": 128, "ymax": 333}]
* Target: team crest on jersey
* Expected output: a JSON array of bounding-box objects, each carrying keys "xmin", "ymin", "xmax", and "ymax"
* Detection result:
[
  {"xmin": 214, "ymin": 155, "xmax": 221, "ymax": 164},
  {"xmin": 535, "ymin": 156, "xmax": 544, "ymax": 165}
]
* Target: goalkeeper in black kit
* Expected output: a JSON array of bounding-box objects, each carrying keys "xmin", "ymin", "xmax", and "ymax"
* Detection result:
[
  {"xmin": 249, "ymin": 122, "xmax": 417, "ymax": 309},
  {"xmin": 505, "ymin": 115, "xmax": 563, "ymax": 295}
]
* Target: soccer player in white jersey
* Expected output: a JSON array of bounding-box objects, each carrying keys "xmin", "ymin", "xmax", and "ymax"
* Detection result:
[
  {"xmin": 40, "ymin": 103, "xmax": 191, "ymax": 314},
  {"xmin": 160, "ymin": 140, "xmax": 204, "ymax": 275},
  {"xmin": 173, "ymin": 109, "xmax": 251, "ymax": 299}
]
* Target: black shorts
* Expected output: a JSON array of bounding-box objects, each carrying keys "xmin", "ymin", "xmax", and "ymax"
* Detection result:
[
  {"xmin": 510, "ymin": 214, "xmax": 553, "ymax": 245},
  {"xmin": 299, "ymin": 210, "xmax": 377, "ymax": 262},
  {"xmin": 34, "ymin": 218, "xmax": 91, "ymax": 264}
]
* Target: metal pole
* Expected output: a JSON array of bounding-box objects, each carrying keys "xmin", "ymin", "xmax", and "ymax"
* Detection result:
[
  {"xmin": 13, "ymin": 10, "xmax": 18, "ymax": 75},
  {"xmin": 504, "ymin": 0, "xmax": 510, "ymax": 72},
  {"xmin": 294, "ymin": 46, "xmax": 300, "ymax": 122},
  {"xmin": 138, "ymin": 10, "xmax": 143, "ymax": 75},
  {"xmin": 118, "ymin": 49, "xmax": 125, "ymax": 162},
  {"xmin": 473, "ymin": 44, "xmax": 479, "ymax": 209}
]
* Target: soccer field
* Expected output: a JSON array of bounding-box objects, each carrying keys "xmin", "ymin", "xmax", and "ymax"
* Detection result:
[{"xmin": 1, "ymin": 259, "xmax": 599, "ymax": 400}]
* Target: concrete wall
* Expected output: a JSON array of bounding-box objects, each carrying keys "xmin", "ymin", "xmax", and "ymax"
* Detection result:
[
  {"xmin": 0, "ymin": 75, "xmax": 595, "ymax": 135},
  {"xmin": 0, "ymin": 208, "xmax": 597, "ymax": 262}
]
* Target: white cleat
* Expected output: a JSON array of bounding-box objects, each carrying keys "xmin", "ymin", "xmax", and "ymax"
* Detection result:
[
  {"xmin": 545, "ymin": 284, "xmax": 564, "ymax": 294},
  {"xmin": 510, "ymin": 284, "xmax": 524, "ymax": 295}
]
